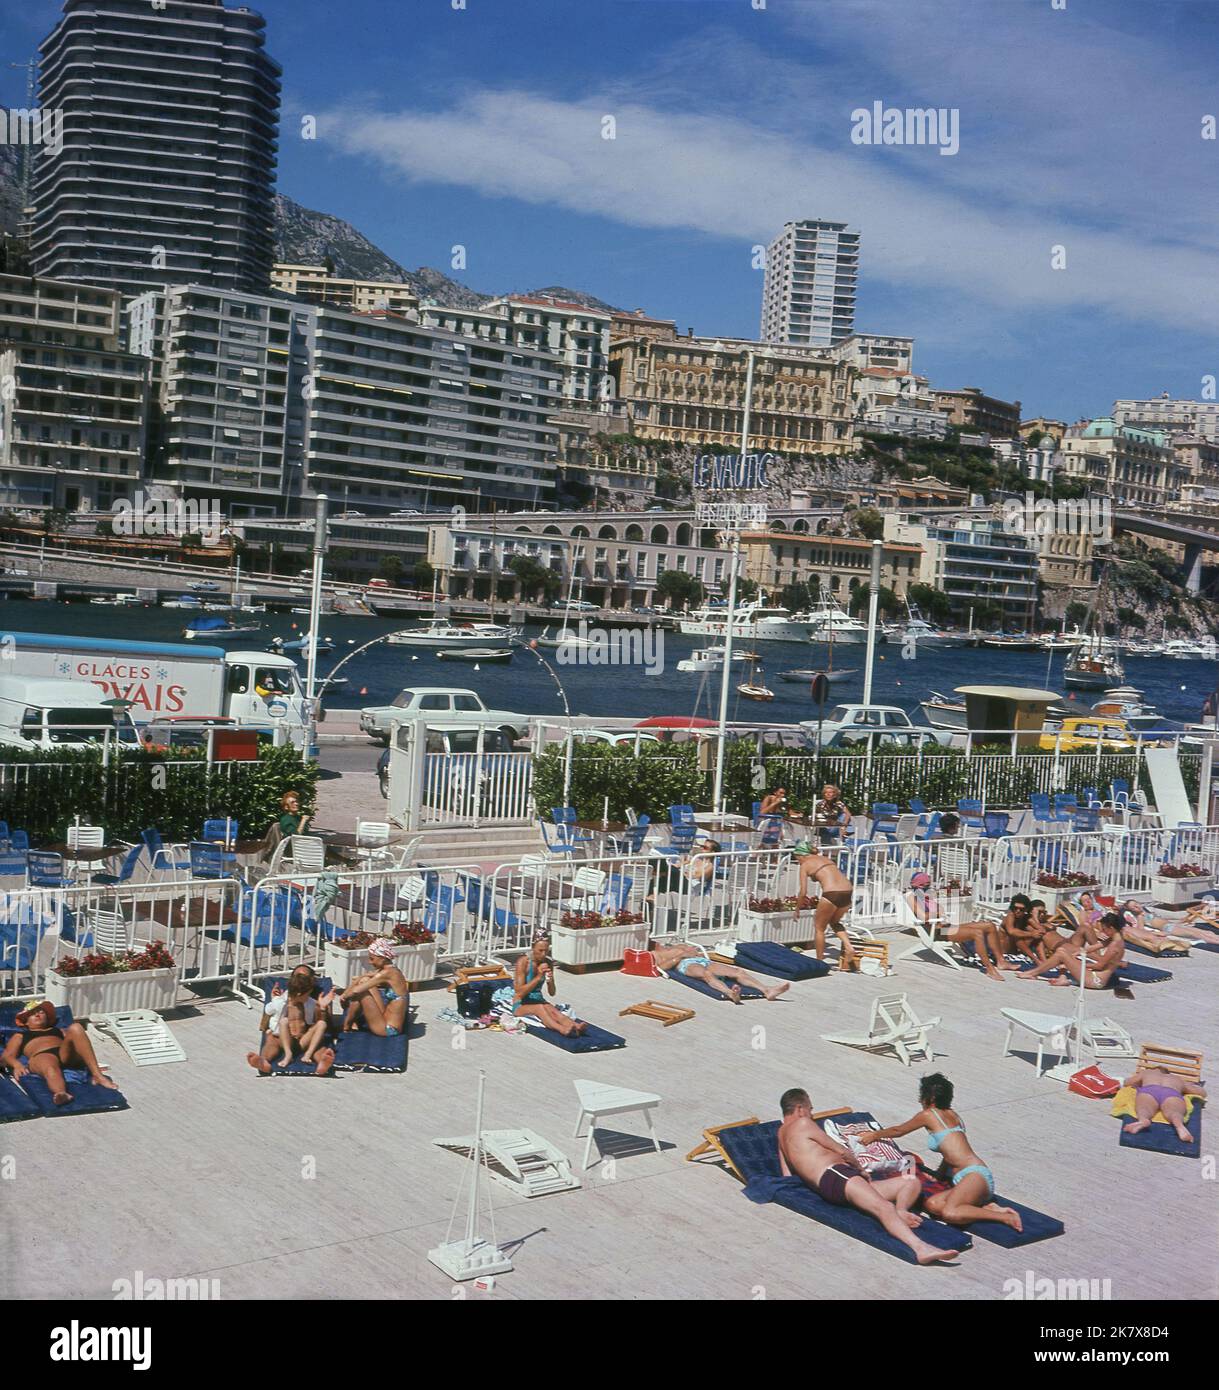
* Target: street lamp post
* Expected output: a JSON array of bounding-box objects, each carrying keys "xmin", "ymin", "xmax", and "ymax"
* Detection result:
[{"xmin": 712, "ymin": 348, "xmax": 756, "ymax": 816}]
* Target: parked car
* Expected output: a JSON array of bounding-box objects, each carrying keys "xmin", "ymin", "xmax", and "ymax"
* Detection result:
[
  {"xmin": 1039, "ymin": 717, "xmax": 1136, "ymax": 753},
  {"xmin": 552, "ymin": 598, "xmax": 599, "ymax": 612},
  {"xmin": 571, "ymin": 729, "xmax": 661, "ymax": 747},
  {"xmin": 360, "ymin": 687, "xmax": 532, "ymax": 744},
  {"xmin": 798, "ymin": 703, "xmax": 954, "ymax": 747},
  {"xmin": 189, "ymin": 580, "xmax": 221, "ymax": 592}
]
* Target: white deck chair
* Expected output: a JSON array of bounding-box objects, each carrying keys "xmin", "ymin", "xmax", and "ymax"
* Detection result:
[
  {"xmin": 89, "ymin": 907, "xmax": 132, "ymax": 956},
  {"xmin": 893, "ymin": 890, "xmax": 964, "ymax": 970},
  {"xmin": 569, "ymin": 865, "xmax": 608, "ymax": 911},
  {"xmin": 288, "ymin": 835, "xmax": 326, "ymax": 874},
  {"xmin": 822, "ymin": 992, "xmax": 941, "ymax": 1067},
  {"xmin": 66, "ymin": 824, "xmax": 106, "ymax": 884},
  {"xmin": 393, "ymin": 837, "xmax": 421, "ymax": 870},
  {"xmin": 355, "ymin": 820, "xmax": 393, "ymax": 867}
]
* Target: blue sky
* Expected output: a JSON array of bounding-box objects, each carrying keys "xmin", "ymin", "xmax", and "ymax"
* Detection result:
[{"xmin": 5, "ymin": 0, "xmax": 1219, "ymax": 423}]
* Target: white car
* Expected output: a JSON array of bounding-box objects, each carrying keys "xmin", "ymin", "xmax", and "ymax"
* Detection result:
[
  {"xmin": 360, "ymin": 687, "xmax": 532, "ymax": 743},
  {"xmin": 571, "ymin": 729, "xmax": 661, "ymax": 747},
  {"xmin": 798, "ymin": 703, "xmax": 953, "ymax": 747}
]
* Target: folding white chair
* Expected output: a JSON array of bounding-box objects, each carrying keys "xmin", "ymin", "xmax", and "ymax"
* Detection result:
[
  {"xmin": 89, "ymin": 907, "xmax": 132, "ymax": 956},
  {"xmin": 569, "ymin": 866, "xmax": 608, "ymax": 912},
  {"xmin": 66, "ymin": 824, "xmax": 106, "ymax": 884},
  {"xmin": 288, "ymin": 835, "xmax": 326, "ymax": 874},
  {"xmin": 893, "ymin": 890, "xmax": 964, "ymax": 970},
  {"xmin": 822, "ymin": 992, "xmax": 941, "ymax": 1066},
  {"xmin": 355, "ymin": 820, "xmax": 393, "ymax": 867}
]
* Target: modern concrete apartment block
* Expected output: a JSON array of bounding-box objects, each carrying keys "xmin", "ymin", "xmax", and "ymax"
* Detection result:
[
  {"xmin": 270, "ymin": 264, "xmax": 420, "ymax": 317},
  {"xmin": 760, "ymin": 220, "xmax": 861, "ymax": 349},
  {"xmin": 131, "ymin": 285, "xmax": 305, "ymax": 510},
  {"xmin": 0, "ymin": 272, "xmax": 149, "ymax": 509},
  {"xmin": 885, "ymin": 513, "xmax": 1040, "ymax": 626},
  {"xmin": 31, "ymin": 0, "xmax": 281, "ymax": 302},
  {"xmin": 299, "ymin": 307, "xmax": 562, "ymax": 512}
]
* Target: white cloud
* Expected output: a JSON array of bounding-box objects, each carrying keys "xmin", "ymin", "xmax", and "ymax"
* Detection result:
[{"xmin": 322, "ymin": 89, "xmax": 1219, "ymax": 333}]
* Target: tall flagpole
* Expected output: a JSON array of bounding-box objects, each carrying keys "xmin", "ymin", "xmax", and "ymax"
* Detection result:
[{"xmin": 713, "ymin": 348, "xmax": 755, "ymax": 816}]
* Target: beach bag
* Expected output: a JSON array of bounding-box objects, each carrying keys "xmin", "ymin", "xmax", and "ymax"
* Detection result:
[
  {"xmin": 622, "ymin": 947, "xmax": 661, "ymax": 977},
  {"xmin": 456, "ymin": 979, "xmax": 499, "ymax": 1019},
  {"xmin": 1068, "ymin": 1065, "xmax": 1119, "ymax": 1099}
]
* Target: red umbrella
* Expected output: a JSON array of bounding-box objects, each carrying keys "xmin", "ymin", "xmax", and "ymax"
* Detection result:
[{"xmin": 634, "ymin": 716, "xmax": 718, "ymax": 729}]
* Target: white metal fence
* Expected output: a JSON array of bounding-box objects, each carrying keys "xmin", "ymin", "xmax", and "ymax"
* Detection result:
[{"xmin": 419, "ymin": 750, "xmax": 534, "ymax": 826}]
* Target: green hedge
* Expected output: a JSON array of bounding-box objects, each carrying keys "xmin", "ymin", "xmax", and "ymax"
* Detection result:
[
  {"xmin": 0, "ymin": 745, "xmax": 319, "ymax": 843},
  {"xmin": 531, "ymin": 741, "xmax": 1198, "ymax": 821}
]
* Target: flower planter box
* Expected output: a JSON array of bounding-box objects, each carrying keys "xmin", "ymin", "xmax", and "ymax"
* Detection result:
[
  {"xmin": 45, "ymin": 965, "xmax": 178, "ymax": 1020},
  {"xmin": 1154, "ymin": 874, "xmax": 1211, "ymax": 907},
  {"xmin": 322, "ymin": 940, "xmax": 438, "ymax": 988},
  {"xmin": 1035, "ymin": 883, "xmax": 1099, "ymax": 915},
  {"xmin": 737, "ymin": 909, "xmax": 812, "ymax": 945},
  {"xmin": 551, "ymin": 920, "xmax": 649, "ymax": 970}
]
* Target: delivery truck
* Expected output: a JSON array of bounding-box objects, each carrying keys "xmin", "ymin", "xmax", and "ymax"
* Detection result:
[{"xmin": 0, "ymin": 631, "xmax": 315, "ymax": 752}]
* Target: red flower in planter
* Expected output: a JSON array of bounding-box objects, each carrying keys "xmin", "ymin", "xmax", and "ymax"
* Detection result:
[
  {"xmin": 328, "ymin": 930, "xmax": 376, "ymax": 952},
  {"xmin": 747, "ymin": 897, "xmax": 789, "ymax": 914},
  {"xmin": 391, "ymin": 922, "xmax": 435, "ymax": 945},
  {"xmin": 55, "ymin": 940, "xmax": 175, "ymax": 978},
  {"xmin": 1034, "ymin": 871, "xmax": 1097, "ymax": 889},
  {"xmin": 1158, "ymin": 862, "xmax": 1208, "ymax": 879}
]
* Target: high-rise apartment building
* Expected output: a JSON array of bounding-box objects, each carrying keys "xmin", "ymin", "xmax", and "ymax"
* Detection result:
[
  {"xmin": 0, "ymin": 273, "xmax": 148, "ymax": 509},
  {"xmin": 759, "ymin": 220, "xmax": 860, "ymax": 349},
  {"xmin": 31, "ymin": 0, "xmax": 281, "ymax": 303}
]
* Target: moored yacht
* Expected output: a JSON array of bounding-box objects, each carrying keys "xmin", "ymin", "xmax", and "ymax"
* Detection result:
[
  {"xmin": 678, "ymin": 602, "xmax": 813, "ymax": 642},
  {"xmin": 793, "ymin": 597, "xmax": 872, "ymax": 646},
  {"xmin": 387, "ymin": 618, "xmax": 518, "ymax": 648}
]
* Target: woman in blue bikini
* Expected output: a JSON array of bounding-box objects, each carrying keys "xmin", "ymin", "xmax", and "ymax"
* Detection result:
[
  {"xmin": 494, "ymin": 933, "xmax": 587, "ymax": 1036},
  {"xmin": 339, "ymin": 938, "xmax": 409, "ymax": 1036},
  {"xmin": 866, "ymin": 1073, "xmax": 1023, "ymax": 1232}
]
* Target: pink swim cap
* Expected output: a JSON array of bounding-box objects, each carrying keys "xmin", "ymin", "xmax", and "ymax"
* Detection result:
[{"xmin": 910, "ymin": 872, "xmax": 932, "ymax": 889}]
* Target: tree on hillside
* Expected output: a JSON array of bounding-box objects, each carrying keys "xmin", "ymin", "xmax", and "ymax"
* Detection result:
[
  {"xmin": 852, "ymin": 506, "xmax": 885, "ymax": 541},
  {"xmin": 656, "ymin": 568, "xmax": 705, "ymax": 612}
]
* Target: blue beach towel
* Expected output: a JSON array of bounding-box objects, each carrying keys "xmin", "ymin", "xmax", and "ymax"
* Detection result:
[
  {"xmin": 733, "ymin": 940, "xmax": 831, "ymax": 981},
  {"xmin": 717, "ymin": 1119, "xmax": 971, "ymax": 1264},
  {"xmin": 662, "ymin": 966, "xmax": 765, "ymax": 1001},
  {"xmin": 1118, "ymin": 1102, "xmax": 1203, "ymax": 1159},
  {"xmin": 523, "ymin": 1019, "xmax": 627, "ymax": 1052},
  {"xmin": 0, "ymin": 1074, "xmax": 39, "ymax": 1122},
  {"xmin": 18, "ymin": 1067, "xmax": 129, "ymax": 1117}
]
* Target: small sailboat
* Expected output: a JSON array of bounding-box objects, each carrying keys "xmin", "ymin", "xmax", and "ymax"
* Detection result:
[
  {"xmin": 275, "ymin": 630, "xmax": 335, "ymax": 654},
  {"xmin": 183, "ymin": 614, "xmax": 261, "ymax": 640},
  {"xmin": 778, "ymin": 667, "xmax": 856, "ymax": 685},
  {"xmin": 436, "ymin": 647, "xmax": 514, "ymax": 664},
  {"xmin": 737, "ymin": 657, "xmax": 774, "ymax": 701}
]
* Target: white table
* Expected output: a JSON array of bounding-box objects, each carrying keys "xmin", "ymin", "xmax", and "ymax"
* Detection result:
[
  {"xmin": 1000, "ymin": 1008, "xmax": 1074, "ymax": 1076},
  {"xmin": 572, "ymin": 1079, "xmax": 662, "ymax": 1170}
]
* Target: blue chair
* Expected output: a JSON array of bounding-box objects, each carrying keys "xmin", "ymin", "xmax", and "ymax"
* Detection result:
[
  {"xmin": 982, "ymin": 811, "xmax": 1010, "ymax": 839},
  {"xmin": 189, "ymin": 840, "xmax": 236, "ymax": 880},
  {"xmin": 600, "ymin": 873, "xmax": 634, "ymax": 913},
  {"xmin": 1035, "ymin": 839, "xmax": 1069, "ymax": 876},
  {"xmin": 1070, "ymin": 807, "xmax": 1101, "ymax": 833},
  {"xmin": 871, "ymin": 802, "xmax": 900, "ymax": 842},
  {"xmin": 202, "ymin": 817, "xmax": 239, "ymax": 845},
  {"xmin": 956, "ymin": 798, "xmax": 984, "ymax": 831},
  {"xmin": 907, "ymin": 798, "xmax": 926, "ymax": 815},
  {"xmin": 93, "ymin": 842, "xmax": 144, "ymax": 887},
  {"xmin": 757, "ymin": 815, "xmax": 785, "ymax": 849},
  {"xmin": 0, "ymin": 847, "xmax": 26, "ymax": 877},
  {"xmin": 141, "ymin": 827, "xmax": 190, "ymax": 873},
  {"xmin": 1082, "ymin": 786, "xmax": 1102, "ymax": 809},
  {"xmin": 0, "ymin": 821, "xmax": 7, "ymax": 841},
  {"xmin": 1029, "ymin": 792, "xmax": 1067, "ymax": 827},
  {"xmin": 539, "ymin": 818, "xmax": 578, "ymax": 856},
  {"xmin": 27, "ymin": 851, "xmax": 71, "ymax": 889},
  {"xmin": 550, "ymin": 807, "xmax": 595, "ymax": 850},
  {"xmin": 1052, "ymin": 792, "xmax": 1078, "ymax": 819},
  {"xmin": 610, "ymin": 817, "xmax": 650, "ymax": 855},
  {"xmin": 10, "ymin": 830, "xmax": 28, "ymax": 852},
  {"xmin": 668, "ymin": 804, "xmax": 697, "ymax": 827},
  {"xmin": 919, "ymin": 811, "xmax": 942, "ymax": 841},
  {"xmin": 655, "ymin": 822, "xmax": 697, "ymax": 858},
  {"xmin": 1110, "ymin": 779, "xmax": 1144, "ymax": 813}
]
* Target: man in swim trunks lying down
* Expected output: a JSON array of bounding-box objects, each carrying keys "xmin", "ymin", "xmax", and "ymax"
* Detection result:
[
  {"xmin": 776, "ymin": 1088, "xmax": 957, "ymax": 1265},
  {"xmin": 1121, "ymin": 1065, "xmax": 1207, "ymax": 1146}
]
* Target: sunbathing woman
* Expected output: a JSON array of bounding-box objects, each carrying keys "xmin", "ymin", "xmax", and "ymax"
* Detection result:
[
  {"xmin": 651, "ymin": 941, "xmax": 789, "ymax": 1002},
  {"xmin": 1, "ymin": 1000, "xmax": 118, "ymax": 1105},
  {"xmin": 1120, "ymin": 897, "xmax": 1219, "ymax": 947},
  {"xmin": 796, "ymin": 852, "xmax": 858, "ymax": 969},
  {"xmin": 1017, "ymin": 912, "xmax": 1125, "ymax": 987},
  {"xmin": 339, "ymin": 938, "xmax": 410, "ymax": 1036},
  {"xmin": 904, "ymin": 874, "xmax": 1013, "ymax": 981},
  {"xmin": 997, "ymin": 894, "xmax": 1039, "ymax": 957},
  {"xmin": 493, "ymin": 932, "xmax": 587, "ymax": 1035},
  {"xmin": 1121, "ymin": 1065, "xmax": 1207, "ymax": 1146},
  {"xmin": 866, "ymin": 1073, "xmax": 1023, "ymax": 1232}
]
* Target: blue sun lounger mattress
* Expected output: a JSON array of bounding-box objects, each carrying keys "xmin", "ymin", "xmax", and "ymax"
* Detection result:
[
  {"xmin": 732, "ymin": 940, "xmax": 831, "ymax": 980},
  {"xmin": 1118, "ymin": 1101, "xmax": 1203, "ymax": 1158}
]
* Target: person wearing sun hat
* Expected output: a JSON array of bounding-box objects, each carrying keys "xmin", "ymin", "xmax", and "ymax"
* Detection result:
[
  {"xmin": 2, "ymin": 999, "xmax": 118, "ymax": 1105},
  {"xmin": 904, "ymin": 874, "xmax": 1012, "ymax": 981},
  {"xmin": 339, "ymin": 937, "xmax": 410, "ymax": 1036}
]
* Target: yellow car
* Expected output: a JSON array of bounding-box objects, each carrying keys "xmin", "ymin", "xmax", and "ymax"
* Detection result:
[{"xmin": 1039, "ymin": 717, "xmax": 1136, "ymax": 752}]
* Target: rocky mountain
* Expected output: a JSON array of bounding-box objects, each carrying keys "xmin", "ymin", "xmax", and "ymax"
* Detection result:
[{"xmin": 0, "ymin": 166, "xmax": 625, "ymax": 312}]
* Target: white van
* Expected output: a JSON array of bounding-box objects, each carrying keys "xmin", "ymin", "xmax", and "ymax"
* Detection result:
[{"xmin": 0, "ymin": 676, "xmax": 141, "ymax": 750}]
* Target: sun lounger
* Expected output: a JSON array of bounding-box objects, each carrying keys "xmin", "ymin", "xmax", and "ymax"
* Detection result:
[
  {"xmin": 822, "ymin": 993, "xmax": 940, "ymax": 1066},
  {"xmin": 1123, "ymin": 939, "xmax": 1190, "ymax": 959},
  {"xmin": 661, "ymin": 966, "xmax": 764, "ymax": 1001},
  {"xmin": 730, "ymin": 940, "xmax": 831, "ymax": 980},
  {"xmin": 521, "ymin": 1017, "xmax": 627, "ymax": 1052},
  {"xmin": 1017, "ymin": 960, "xmax": 1173, "ymax": 987},
  {"xmin": 0, "ymin": 1073, "xmax": 40, "ymax": 1122},
  {"xmin": 715, "ymin": 1118, "xmax": 972, "ymax": 1264},
  {"xmin": 18, "ymin": 1067, "xmax": 129, "ymax": 1117}
]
